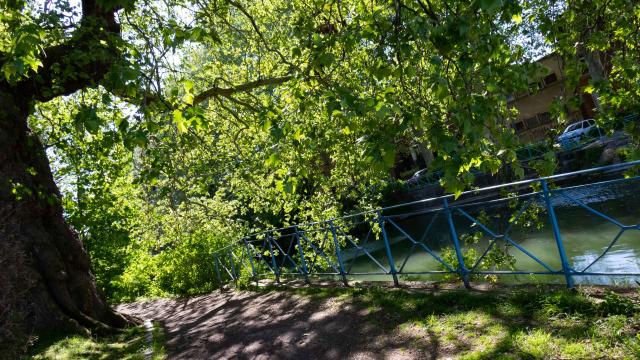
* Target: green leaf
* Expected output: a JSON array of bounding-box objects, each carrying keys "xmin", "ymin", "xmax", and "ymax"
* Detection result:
[
  {"xmin": 283, "ymin": 177, "xmax": 297, "ymax": 194},
  {"xmin": 316, "ymin": 52, "xmax": 335, "ymax": 67},
  {"xmin": 265, "ymin": 152, "xmax": 279, "ymax": 167},
  {"xmin": 173, "ymin": 109, "xmax": 187, "ymax": 133},
  {"xmin": 75, "ymin": 106, "xmax": 102, "ymax": 134},
  {"xmin": 511, "ymin": 13, "xmax": 523, "ymax": 24},
  {"xmin": 262, "ymin": 118, "xmax": 272, "ymax": 132},
  {"xmin": 382, "ymin": 145, "xmax": 395, "ymax": 168},
  {"xmin": 514, "ymin": 165, "xmax": 525, "ymax": 179},
  {"xmin": 293, "ymin": 129, "xmax": 306, "ymax": 141},
  {"xmin": 183, "ymin": 79, "xmax": 194, "ymax": 93},
  {"xmin": 182, "ymin": 93, "xmax": 194, "ymax": 105}
]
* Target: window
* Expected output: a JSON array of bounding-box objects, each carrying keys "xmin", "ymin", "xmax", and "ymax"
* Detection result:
[
  {"xmin": 513, "ymin": 121, "xmax": 525, "ymax": 132},
  {"xmin": 566, "ymin": 123, "xmax": 581, "ymax": 132},
  {"xmin": 543, "ymin": 73, "xmax": 558, "ymax": 86},
  {"xmin": 527, "ymin": 116, "xmax": 540, "ymax": 127},
  {"xmin": 538, "ymin": 112, "xmax": 551, "ymax": 125}
]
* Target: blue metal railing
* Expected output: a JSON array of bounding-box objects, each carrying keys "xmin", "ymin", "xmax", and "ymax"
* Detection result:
[{"xmin": 212, "ymin": 160, "xmax": 640, "ymax": 289}]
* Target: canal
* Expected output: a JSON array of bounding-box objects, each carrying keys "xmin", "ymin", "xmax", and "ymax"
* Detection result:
[{"xmin": 343, "ymin": 176, "xmax": 640, "ymax": 285}]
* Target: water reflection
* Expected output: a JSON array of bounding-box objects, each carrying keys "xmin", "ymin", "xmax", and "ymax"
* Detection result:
[{"xmin": 572, "ymin": 248, "xmax": 640, "ymax": 285}]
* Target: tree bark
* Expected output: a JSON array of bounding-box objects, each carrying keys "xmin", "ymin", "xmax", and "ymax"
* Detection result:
[
  {"xmin": 584, "ymin": 50, "xmax": 606, "ymax": 110},
  {"xmin": 0, "ymin": 90, "xmax": 134, "ymax": 346}
]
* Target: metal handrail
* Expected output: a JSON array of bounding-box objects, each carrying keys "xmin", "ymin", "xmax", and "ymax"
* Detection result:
[{"xmin": 211, "ymin": 160, "xmax": 640, "ymax": 288}]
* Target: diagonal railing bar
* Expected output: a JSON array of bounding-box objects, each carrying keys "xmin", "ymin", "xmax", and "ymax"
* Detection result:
[
  {"xmin": 455, "ymin": 207, "xmax": 556, "ymax": 273},
  {"xmin": 397, "ymin": 211, "xmax": 442, "ymax": 273},
  {"xmin": 271, "ymin": 234, "xmax": 303, "ymax": 274},
  {"xmin": 266, "ymin": 235, "xmax": 280, "ymax": 282},
  {"xmin": 219, "ymin": 257, "xmax": 235, "ymax": 279},
  {"xmin": 215, "ymin": 251, "xmax": 235, "ymax": 280},
  {"xmin": 298, "ymin": 233, "xmax": 340, "ymax": 274},
  {"xmin": 279, "ymin": 234, "xmax": 297, "ymax": 269},
  {"xmin": 293, "ymin": 227, "xmax": 311, "ymax": 284},
  {"xmin": 329, "ymin": 221, "xmax": 349, "ymax": 285},
  {"xmin": 557, "ymin": 190, "xmax": 626, "ymax": 228},
  {"xmin": 227, "ymin": 250, "xmax": 237, "ymax": 279},
  {"xmin": 469, "ymin": 198, "xmax": 534, "ymax": 272},
  {"xmin": 243, "ymin": 239, "xmax": 257, "ymax": 282},
  {"xmin": 386, "ymin": 218, "xmax": 455, "ymax": 272},
  {"xmin": 253, "ymin": 238, "xmax": 278, "ymax": 276},
  {"xmin": 578, "ymin": 228, "xmax": 628, "ymax": 273},
  {"xmin": 230, "ymin": 249, "xmax": 253, "ymax": 275},
  {"xmin": 306, "ymin": 229, "xmax": 328, "ymax": 273},
  {"xmin": 554, "ymin": 189, "xmax": 640, "ymax": 273},
  {"xmin": 306, "ymin": 230, "xmax": 328, "ymax": 273},
  {"xmin": 398, "ymin": 242, "xmax": 418, "ymax": 273},
  {"xmin": 337, "ymin": 227, "xmax": 389, "ymax": 273},
  {"xmin": 213, "ymin": 254, "xmax": 222, "ymax": 283},
  {"xmin": 418, "ymin": 211, "xmax": 441, "ymax": 243},
  {"xmin": 345, "ymin": 227, "xmax": 373, "ymax": 273}
]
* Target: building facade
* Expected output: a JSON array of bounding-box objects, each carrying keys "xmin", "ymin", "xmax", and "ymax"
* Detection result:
[{"xmin": 507, "ymin": 53, "xmax": 597, "ymax": 143}]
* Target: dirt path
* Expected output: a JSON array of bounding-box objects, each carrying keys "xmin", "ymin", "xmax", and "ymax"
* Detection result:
[{"xmin": 116, "ymin": 288, "xmax": 435, "ymax": 359}]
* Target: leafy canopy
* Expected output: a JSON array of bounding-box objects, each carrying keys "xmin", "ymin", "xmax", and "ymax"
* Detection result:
[{"xmin": 4, "ymin": 0, "xmax": 640, "ymax": 297}]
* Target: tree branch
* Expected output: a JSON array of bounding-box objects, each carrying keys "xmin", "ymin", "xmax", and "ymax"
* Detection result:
[
  {"xmin": 12, "ymin": 0, "xmax": 124, "ymax": 103},
  {"xmin": 192, "ymin": 75, "xmax": 293, "ymax": 105},
  {"xmin": 417, "ymin": 0, "xmax": 440, "ymax": 23}
]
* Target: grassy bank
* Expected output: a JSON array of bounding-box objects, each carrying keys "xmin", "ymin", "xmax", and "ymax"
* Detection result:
[
  {"xmin": 252, "ymin": 283, "xmax": 640, "ymax": 359},
  {"xmin": 25, "ymin": 322, "xmax": 166, "ymax": 360}
]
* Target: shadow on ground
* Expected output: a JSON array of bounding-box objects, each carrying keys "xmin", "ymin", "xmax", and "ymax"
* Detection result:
[{"xmin": 116, "ymin": 282, "xmax": 640, "ymax": 359}]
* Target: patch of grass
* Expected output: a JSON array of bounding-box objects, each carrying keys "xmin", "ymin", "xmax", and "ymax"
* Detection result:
[
  {"xmin": 559, "ymin": 341, "xmax": 592, "ymax": 359},
  {"xmin": 259, "ymin": 284, "xmax": 640, "ymax": 359},
  {"xmin": 150, "ymin": 322, "xmax": 166, "ymax": 358},
  {"xmin": 514, "ymin": 329, "xmax": 553, "ymax": 359},
  {"xmin": 26, "ymin": 323, "xmax": 166, "ymax": 360}
]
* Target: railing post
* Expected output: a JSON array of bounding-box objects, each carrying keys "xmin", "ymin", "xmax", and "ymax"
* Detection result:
[
  {"xmin": 294, "ymin": 227, "xmax": 311, "ymax": 285},
  {"xmin": 377, "ymin": 212, "xmax": 399, "ymax": 286},
  {"xmin": 227, "ymin": 250, "xmax": 237, "ymax": 281},
  {"xmin": 267, "ymin": 235, "xmax": 281, "ymax": 283},
  {"xmin": 541, "ymin": 179, "xmax": 575, "ymax": 288},
  {"xmin": 214, "ymin": 253, "xmax": 222, "ymax": 285},
  {"xmin": 243, "ymin": 238, "xmax": 258, "ymax": 286},
  {"xmin": 329, "ymin": 221, "xmax": 349, "ymax": 286},
  {"xmin": 443, "ymin": 198, "xmax": 471, "ymax": 289}
]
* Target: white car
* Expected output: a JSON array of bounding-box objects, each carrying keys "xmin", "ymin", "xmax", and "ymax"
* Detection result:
[{"xmin": 557, "ymin": 119, "xmax": 597, "ymax": 144}]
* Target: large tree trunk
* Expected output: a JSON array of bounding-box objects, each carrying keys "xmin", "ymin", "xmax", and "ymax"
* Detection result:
[{"xmin": 0, "ymin": 91, "xmax": 133, "ymax": 349}]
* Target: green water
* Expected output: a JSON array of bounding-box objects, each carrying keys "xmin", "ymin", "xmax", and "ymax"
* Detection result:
[{"xmin": 342, "ymin": 179, "xmax": 640, "ymax": 285}]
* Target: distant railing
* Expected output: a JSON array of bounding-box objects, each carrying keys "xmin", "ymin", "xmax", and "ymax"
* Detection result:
[{"xmin": 212, "ymin": 160, "xmax": 640, "ymax": 289}]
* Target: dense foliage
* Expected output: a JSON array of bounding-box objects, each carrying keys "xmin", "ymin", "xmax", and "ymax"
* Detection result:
[{"xmin": 3, "ymin": 0, "xmax": 639, "ymax": 302}]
